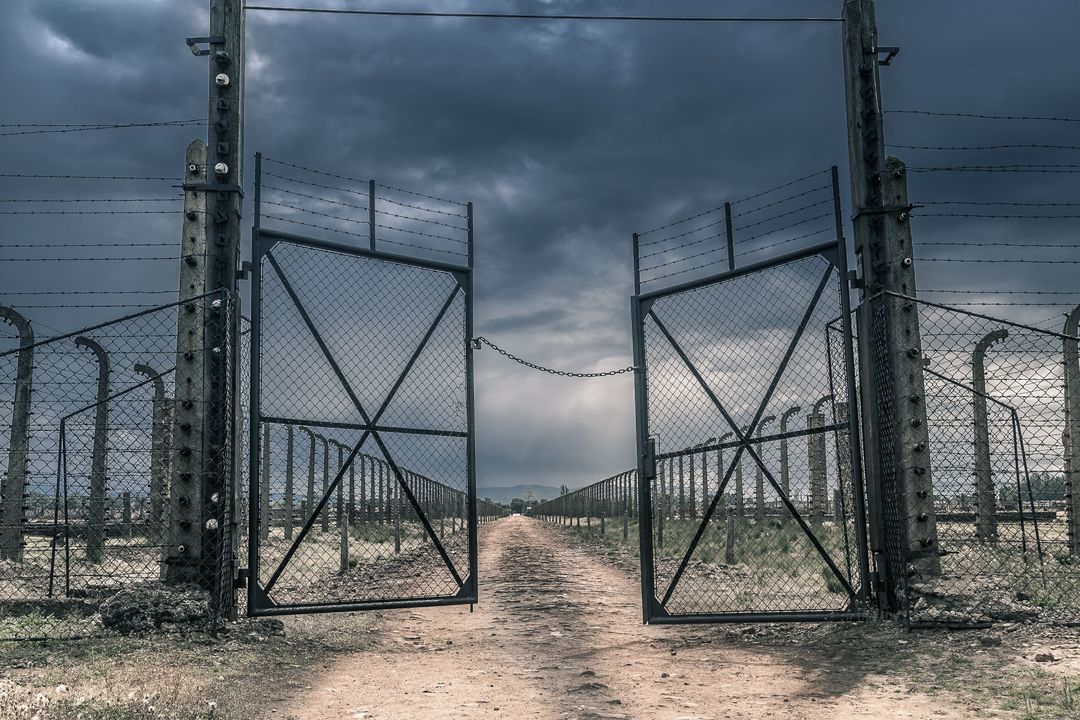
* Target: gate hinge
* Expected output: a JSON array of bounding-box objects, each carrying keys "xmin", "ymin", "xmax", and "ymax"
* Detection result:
[
  {"xmin": 848, "ymin": 270, "xmax": 864, "ymax": 290},
  {"xmin": 236, "ymin": 260, "xmax": 252, "ymax": 280},
  {"xmin": 234, "ymin": 567, "xmax": 249, "ymax": 589}
]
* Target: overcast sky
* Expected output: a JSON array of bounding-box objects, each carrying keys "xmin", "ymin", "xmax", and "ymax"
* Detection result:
[{"xmin": 1, "ymin": 0, "xmax": 1078, "ymax": 493}]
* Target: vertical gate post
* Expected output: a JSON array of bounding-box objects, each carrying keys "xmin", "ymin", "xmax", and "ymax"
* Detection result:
[
  {"xmin": 779, "ymin": 406, "xmax": 801, "ymax": 501},
  {"xmin": 284, "ymin": 425, "xmax": 294, "ymax": 540},
  {"xmin": 0, "ymin": 306, "xmax": 33, "ymax": 562},
  {"xmin": 134, "ymin": 363, "xmax": 168, "ymax": 545},
  {"xmin": 973, "ymin": 330, "xmax": 1007, "ymax": 541},
  {"xmin": 1066, "ymin": 306, "xmax": 1080, "ymax": 555},
  {"xmin": 75, "ymin": 336, "xmax": 109, "ymax": 564},
  {"xmin": 755, "ymin": 416, "xmax": 776, "ymax": 521},
  {"xmin": 808, "ymin": 396, "xmax": 831, "ymax": 523},
  {"xmin": 259, "ymin": 422, "xmax": 270, "ymax": 541},
  {"xmin": 843, "ymin": 0, "xmax": 940, "ymax": 582},
  {"xmin": 701, "ymin": 447, "xmax": 709, "ymax": 518}
]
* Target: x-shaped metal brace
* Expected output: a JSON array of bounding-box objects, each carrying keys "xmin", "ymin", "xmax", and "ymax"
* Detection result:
[
  {"xmin": 260, "ymin": 250, "xmax": 467, "ymax": 598},
  {"xmin": 646, "ymin": 264, "xmax": 857, "ymax": 610}
]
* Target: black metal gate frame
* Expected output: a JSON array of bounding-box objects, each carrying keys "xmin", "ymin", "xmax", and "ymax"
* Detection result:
[
  {"xmin": 247, "ymin": 225, "xmax": 478, "ymax": 616},
  {"xmin": 631, "ymin": 239, "xmax": 871, "ymax": 624}
]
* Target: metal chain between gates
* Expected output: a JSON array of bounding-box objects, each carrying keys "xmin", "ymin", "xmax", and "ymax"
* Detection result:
[{"xmin": 472, "ymin": 336, "xmax": 637, "ymax": 377}]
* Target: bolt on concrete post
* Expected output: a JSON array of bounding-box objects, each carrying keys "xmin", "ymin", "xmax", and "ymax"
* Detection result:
[
  {"xmin": 779, "ymin": 406, "xmax": 801, "ymax": 501},
  {"xmin": 1066, "ymin": 306, "xmax": 1080, "ymax": 555},
  {"xmin": 76, "ymin": 336, "xmax": 110, "ymax": 564},
  {"xmin": 134, "ymin": 363, "xmax": 168, "ymax": 545},
  {"xmin": 755, "ymin": 416, "xmax": 776, "ymax": 522},
  {"xmin": 0, "ymin": 307, "xmax": 34, "ymax": 562},
  {"xmin": 284, "ymin": 425, "xmax": 294, "ymax": 540},
  {"xmin": 973, "ymin": 329, "xmax": 1008, "ymax": 542}
]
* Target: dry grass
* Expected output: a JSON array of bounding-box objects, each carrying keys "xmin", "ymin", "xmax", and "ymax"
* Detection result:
[{"xmin": 0, "ymin": 612, "xmax": 378, "ymax": 719}]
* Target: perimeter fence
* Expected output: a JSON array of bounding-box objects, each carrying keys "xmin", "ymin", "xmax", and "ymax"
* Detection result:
[{"xmin": 0, "ymin": 293, "xmax": 237, "ymax": 640}]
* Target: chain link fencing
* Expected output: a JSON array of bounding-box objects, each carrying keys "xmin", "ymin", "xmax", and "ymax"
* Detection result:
[
  {"xmin": 869, "ymin": 292, "xmax": 1080, "ymax": 627},
  {"xmin": 0, "ymin": 292, "xmax": 236, "ymax": 640}
]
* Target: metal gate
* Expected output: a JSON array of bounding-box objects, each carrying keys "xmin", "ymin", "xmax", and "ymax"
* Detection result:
[
  {"xmin": 631, "ymin": 237, "xmax": 870, "ymax": 623},
  {"xmin": 247, "ymin": 156, "xmax": 477, "ymax": 615}
]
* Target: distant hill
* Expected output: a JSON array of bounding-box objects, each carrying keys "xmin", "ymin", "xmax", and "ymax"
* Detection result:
[{"xmin": 477, "ymin": 484, "xmax": 562, "ymax": 505}]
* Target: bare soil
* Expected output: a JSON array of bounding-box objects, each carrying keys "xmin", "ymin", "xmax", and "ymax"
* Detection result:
[
  {"xmin": 3, "ymin": 515, "xmax": 1078, "ymax": 719},
  {"xmin": 279, "ymin": 516, "xmax": 1058, "ymax": 720}
]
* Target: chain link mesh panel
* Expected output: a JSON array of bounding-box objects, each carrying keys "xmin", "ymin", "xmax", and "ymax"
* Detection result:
[
  {"xmin": 0, "ymin": 293, "xmax": 235, "ymax": 639},
  {"xmin": 250, "ymin": 232, "xmax": 477, "ymax": 612},
  {"xmin": 636, "ymin": 248, "xmax": 867, "ymax": 619},
  {"xmin": 871, "ymin": 292, "xmax": 1080, "ymax": 627}
]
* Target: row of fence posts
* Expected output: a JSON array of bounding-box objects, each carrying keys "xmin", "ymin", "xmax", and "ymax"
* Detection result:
[
  {"xmin": 257, "ymin": 423, "xmax": 496, "ymax": 574},
  {"xmin": 0, "ymin": 303, "xmax": 177, "ymax": 566},
  {"xmin": 259, "ymin": 425, "xmax": 470, "ymax": 569},
  {"xmin": 530, "ymin": 470, "xmax": 639, "ymax": 541}
]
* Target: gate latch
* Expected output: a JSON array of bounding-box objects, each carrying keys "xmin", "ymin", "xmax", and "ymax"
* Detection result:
[{"xmin": 643, "ymin": 438, "xmax": 657, "ymax": 481}]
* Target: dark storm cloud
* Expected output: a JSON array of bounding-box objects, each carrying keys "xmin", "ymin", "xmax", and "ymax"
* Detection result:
[{"xmin": 1, "ymin": 0, "xmax": 1078, "ymax": 490}]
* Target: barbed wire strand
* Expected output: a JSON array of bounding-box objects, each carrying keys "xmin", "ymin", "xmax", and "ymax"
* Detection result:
[
  {"xmin": 884, "ymin": 109, "xmax": 1080, "ymax": 122},
  {"xmin": 889, "ymin": 143, "xmax": 1080, "ymax": 152},
  {"xmin": 729, "ymin": 184, "xmax": 831, "ymax": 219},
  {"xmin": 262, "ymin": 184, "xmax": 368, "ymax": 212},
  {"xmin": 915, "ymin": 200, "xmax": 1080, "ymax": 208},
  {"xmin": 0, "ymin": 174, "xmax": 179, "ymax": 181},
  {"xmin": 908, "ymin": 165, "xmax": 1080, "ymax": 173},
  {"xmin": 0, "ymin": 197, "xmax": 181, "ymax": 203},
  {"xmin": 921, "ymin": 258, "xmax": 1080, "ymax": 264},
  {"xmin": 0, "ymin": 120, "xmax": 203, "ymax": 137},
  {"xmin": 730, "ymin": 198, "xmax": 832, "ymax": 232}
]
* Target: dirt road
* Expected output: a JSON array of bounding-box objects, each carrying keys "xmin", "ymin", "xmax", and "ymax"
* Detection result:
[{"xmin": 281, "ymin": 516, "xmax": 981, "ymax": 720}]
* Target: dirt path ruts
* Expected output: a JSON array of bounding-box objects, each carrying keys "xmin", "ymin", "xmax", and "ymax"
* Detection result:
[{"xmin": 281, "ymin": 516, "xmax": 976, "ymax": 719}]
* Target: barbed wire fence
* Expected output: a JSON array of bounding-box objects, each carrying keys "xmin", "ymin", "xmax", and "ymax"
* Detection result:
[{"xmin": 2, "ymin": 107, "xmax": 1079, "ymax": 636}]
